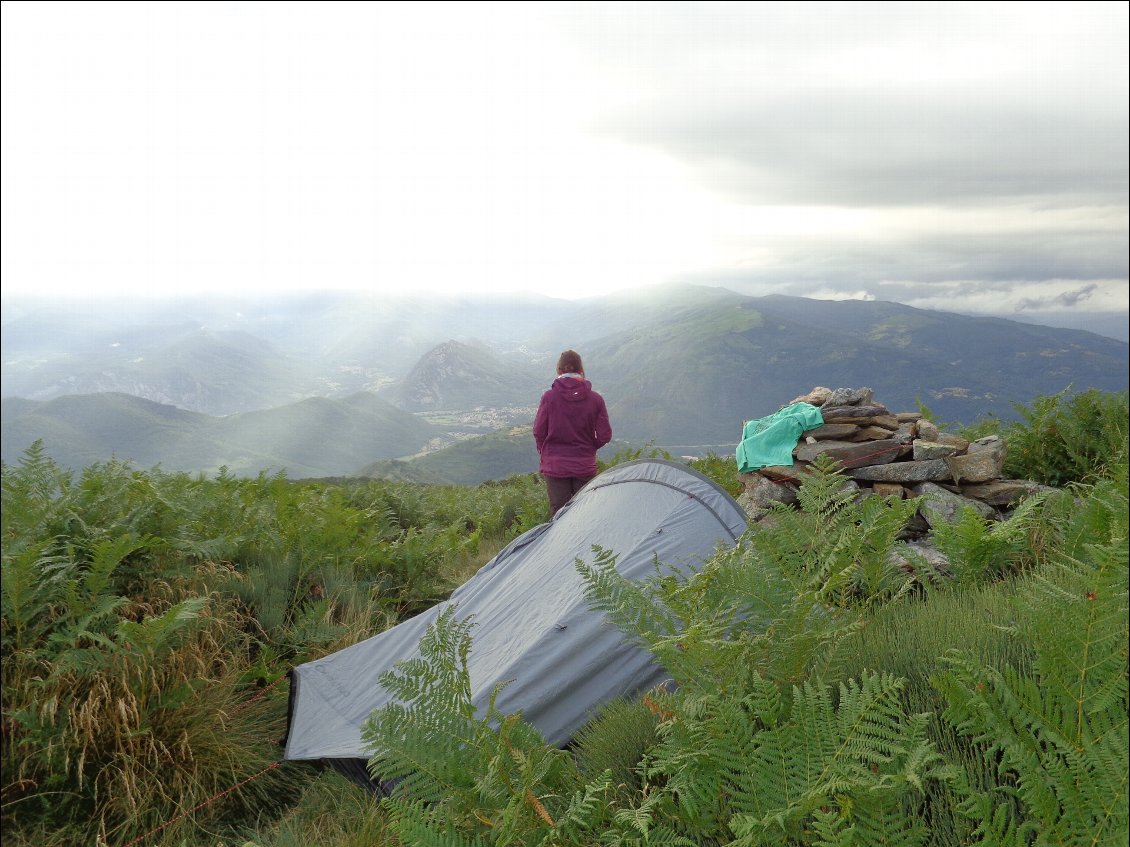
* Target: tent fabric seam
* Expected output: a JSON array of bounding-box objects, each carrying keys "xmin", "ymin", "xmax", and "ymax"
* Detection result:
[{"xmin": 583, "ymin": 476, "xmax": 742, "ymax": 542}]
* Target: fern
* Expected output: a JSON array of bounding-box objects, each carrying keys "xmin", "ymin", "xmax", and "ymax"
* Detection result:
[
  {"xmin": 114, "ymin": 595, "xmax": 208, "ymax": 655},
  {"xmin": 0, "ymin": 541, "xmax": 62, "ymax": 652},
  {"xmin": 575, "ymin": 536, "xmax": 946, "ymax": 844},
  {"xmin": 642, "ymin": 671, "xmax": 951, "ymax": 846},
  {"xmin": 1, "ymin": 441, "xmax": 73, "ymax": 552},
  {"xmin": 1054, "ymin": 465, "xmax": 1130, "ymax": 562},
  {"xmin": 382, "ymin": 807, "xmax": 490, "ymax": 847},
  {"xmin": 577, "ymin": 541, "xmax": 857, "ymax": 696},
  {"xmin": 74, "ymin": 533, "xmax": 152, "ymax": 610},
  {"xmin": 364, "ymin": 608, "xmax": 481, "ymax": 803},
  {"xmin": 571, "ymin": 697, "xmax": 660, "ymax": 796},
  {"xmin": 934, "ymin": 492, "xmax": 1129, "ymax": 845},
  {"xmin": 3, "ymin": 454, "xmax": 557, "ymax": 845},
  {"xmin": 999, "ymin": 388, "xmax": 1129, "ymax": 486},
  {"xmin": 746, "ymin": 454, "xmax": 921, "ymax": 608},
  {"xmin": 363, "ymin": 607, "xmax": 594, "ymax": 844},
  {"xmin": 930, "ymin": 490, "xmax": 1054, "ymax": 583}
]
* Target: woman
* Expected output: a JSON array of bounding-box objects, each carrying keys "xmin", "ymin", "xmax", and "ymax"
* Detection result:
[{"xmin": 532, "ymin": 350, "xmax": 613, "ymax": 516}]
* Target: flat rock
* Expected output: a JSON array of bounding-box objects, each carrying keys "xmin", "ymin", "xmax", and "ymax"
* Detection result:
[
  {"xmin": 756, "ymin": 464, "xmax": 803, "ymax": 482},
  {"xmin": 909, "ymin": 481, "xmax": 997, "ymax": 527},
  {"xmin": 916, "ymin": 420, "xmax": 941, "ymax": 440},
  {"xmin": 790, "ymin": 386, "xmax": 833, "ymax": 406},
  {"xmin": 872, "ymin": 482, "xmax": 907, "ymax": 499},
  {"xmin": 889, "ymin": 540, "xmax": 952, "ymax": 576},
  {"xmin": 826, "ymin": 387, "xmax": 875, "ymax": 406},
  {"xmin": 737, "ymin": 474, "xmax": 799, "ymax": 516},
  {"xmin": 958, "ymin": 479, "xmax": 1053, "ymax": 506},
  {"xmin": 944, "ymin": 451, "xmax": 1004, "ymax": 484},
  {"xmin": 820, "ymin": 414, "xmax": 901, "ymax": 429},
  {"xmin": 913, "ymin": 440, "xmax": 961, "ymax": 461},
  {"xmin": 853, "ymin": 423, "xmax": 902, "ymax": 440},
  {"xmin": 819, "ymin": 404, "xmax": 892, "ymax": 421},
  {"xmin": 794, "ymin": 438, "xmax": 906, "ymax": 468},
  {"xmin": 804, "ymin": 422, "xmax": 860, "ymax": 440},
  {"xmin": 969, "ymin": 435, "xmax": 1007, "ymax": 457},
  {"xmin": 934, "ymin": 432, "xmax": 971, "ymax": 450},
  {"xmin": 847, "ymin": 458, "xmax": 953, "ymax": 483}
]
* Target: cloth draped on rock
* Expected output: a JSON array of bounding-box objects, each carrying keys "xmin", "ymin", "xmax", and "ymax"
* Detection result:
[{"xmin": 736, "ymin": 402, "xmax": 824, "ymax": 473}]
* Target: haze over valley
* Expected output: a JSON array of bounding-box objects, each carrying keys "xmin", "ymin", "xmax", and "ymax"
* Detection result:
[{"xmin": 3, "ymin": 286, "xmax": 1127, "ymax": 482}]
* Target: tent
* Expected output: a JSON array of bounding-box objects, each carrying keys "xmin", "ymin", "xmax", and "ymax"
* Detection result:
[{"xmin": 283, "ymin": 459, "xmax": 749, "ymax": 785}]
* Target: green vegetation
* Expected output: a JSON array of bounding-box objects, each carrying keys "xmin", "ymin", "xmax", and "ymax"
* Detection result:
[
  {"xmin": 364, "ymin": 427, "xmax": 541, "ymax": 486},
  {"xmin": 2, "ymin": 390, "xmax": 1127, "ymax": 846},
  {"xmin": 959, "ymin": 387, "xmax": 1129, "ymax": 487},
  {"xmin": 688, "ymin": 450, "xmax": 745, "ymax": 496},
  {"xmin": 1, "ymin": 446, "xmax": 547, "ymax": 846}
]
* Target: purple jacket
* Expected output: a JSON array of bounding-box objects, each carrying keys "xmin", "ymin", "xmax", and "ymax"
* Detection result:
[{"xmin": 533, "ymin": 376, "xmax": 612, "ymax": 478}]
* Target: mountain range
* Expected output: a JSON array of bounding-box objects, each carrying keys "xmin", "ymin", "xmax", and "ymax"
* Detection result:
[
  {"xmin": 3, "ymin": 285, "xmax": 1127, "ymax": 481},
  {"xmin": 1, "ymin": 391, "xmax": 443, "ymax": 479}
]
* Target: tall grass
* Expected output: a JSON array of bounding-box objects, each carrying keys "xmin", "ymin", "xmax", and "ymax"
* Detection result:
[
  {"xmin": 238, "ymin": 770, "xmax": 391, "ymax": 847},
  {"xmin": 825, "ymin": 581, "xmax": 1033, "ymax": 845},
  {"xmin": 2, "ymin": 445, "xmax": 548, "ymax": 846}
]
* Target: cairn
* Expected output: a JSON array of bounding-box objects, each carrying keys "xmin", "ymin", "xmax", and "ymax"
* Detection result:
[{"xmin": 737, "ymin": 386, "xmax": 1055, "ymax": 537}]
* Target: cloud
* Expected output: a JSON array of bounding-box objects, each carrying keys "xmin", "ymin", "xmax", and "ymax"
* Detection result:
[
  {"xmin": 1, "ymin": 0, "xmax": 1125, "ymax": 321},
  {"xmin": 681, "ymin": 222, "xmax": 1127, "ymax": 290},
  {"xmin": 602, "ymin": 95, "xmax": 1127, "ymax": 208},
  {"xmin": 566, "ymin": 3, "xmax": 1128, "ymax": 208},
  {"xmin": 1016, "ymin": 283, "xmax": 1099, "ymax": 312}
]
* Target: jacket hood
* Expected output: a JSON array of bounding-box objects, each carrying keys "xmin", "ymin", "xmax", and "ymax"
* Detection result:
[{"xmin": 553, "ymin": 375, "xmax": 592, "ymax": 402}]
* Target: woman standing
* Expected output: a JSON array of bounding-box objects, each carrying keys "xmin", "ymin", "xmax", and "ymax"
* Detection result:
[{"xmin": 533, "ymin": 350, "xmax": 613, "ymax": 516}]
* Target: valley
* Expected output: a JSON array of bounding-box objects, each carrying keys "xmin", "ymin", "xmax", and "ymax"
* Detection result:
[{"xmin": 3, "ymin": 285, "xmax": 1127, "ymax": 482}]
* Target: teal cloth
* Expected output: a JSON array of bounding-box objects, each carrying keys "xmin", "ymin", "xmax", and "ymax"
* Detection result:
[{"xmin": 736, "ymin": 402, "xmax": 824, "ymax": 473}]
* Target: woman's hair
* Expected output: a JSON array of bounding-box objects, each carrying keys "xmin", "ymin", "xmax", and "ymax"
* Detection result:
[{"xmin": 556, "ymin": 349, "xmax": 584, "ymax": 375}]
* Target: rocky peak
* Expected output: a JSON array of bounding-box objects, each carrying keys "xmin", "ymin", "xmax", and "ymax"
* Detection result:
[{"xmin": 392, "ymin": 340, "xmax": 544, "ymax": 412}]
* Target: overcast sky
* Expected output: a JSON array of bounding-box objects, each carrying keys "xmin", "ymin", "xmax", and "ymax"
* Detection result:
[{"xmin": 2, "ymin": 1, "xmax": 1126, "ymax": 327}]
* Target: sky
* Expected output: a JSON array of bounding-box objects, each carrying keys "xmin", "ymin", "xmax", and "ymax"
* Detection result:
[{"xmin": 1, "ymin": 1, "xmax": 1127, "ymax": 333}]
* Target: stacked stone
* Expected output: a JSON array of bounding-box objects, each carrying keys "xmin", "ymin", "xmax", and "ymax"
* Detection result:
[{"xmin": 738, "ymin": 386, "xmax": 1054, "ymax": 534}]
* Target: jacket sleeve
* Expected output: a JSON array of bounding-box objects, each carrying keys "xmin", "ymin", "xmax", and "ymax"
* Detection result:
[
  {"xmin": 594, "ymin": 396, "xmax": 612, "ymax": 449},
  {"xmin": 533, "ymin": 395, "xmax": 549, "ymax": 453}
]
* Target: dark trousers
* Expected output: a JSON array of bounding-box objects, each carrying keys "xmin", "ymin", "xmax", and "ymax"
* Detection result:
[{"xmin": 543, "ymin": 474, "xmax": 594, "ymax": 517}]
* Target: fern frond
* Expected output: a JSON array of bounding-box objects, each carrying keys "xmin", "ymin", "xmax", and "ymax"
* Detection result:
[
  {"xmin": 746, "ymin": 455, "xmax": 918, "ymax": 608},
  {"xmin": 364, "ymin": 608, "xmax": 483, "ymax": 803},
  {"xmin": 384, "ymin": 797, "xmax": 489, "ymax": 847},
  {"xmin": 79, "ymin": 534, "xmax": 152, "ymax": 606},
  {"xmin": 364, "ymin": 606, "xmax": 586, "ymax": 844},
  {"xmin": 0, "ymin": 541, "xmax": 63, "ymax": 651},
  {"xmin": 43, "ymin": 593, "xmax": 128, "ymax": 654},
  {"xmin": 644, "ymin": 670, "xmax": 949, "ymax": 845},
  {"xmin": 1, "ymin": 441, "xmax": 72, "ymax": 550},
  {"xmin": 576, "ymin": 546, "xmax": 683, "ymax": 644},
  {"xmin": 935, "ymin": 513, "xmax": 1130, "ymax": 844},
  {"xmin": 115, "ymin": 596, "xmax": 208, "ymax": 655}
]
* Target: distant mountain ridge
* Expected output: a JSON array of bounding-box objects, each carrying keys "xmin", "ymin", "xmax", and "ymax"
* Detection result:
[
  {"xmin": 591, "ymin": 294, "xmax": 1129, "ymax": 442},
  {"xmin": 1, "ymin": 391, "xmax": 444, "ymax": 478},
  {"xmin": 386, "ymin": 340, "xmax": 544, "ymax": 411},
  {"xmin": 3, "ymin": 286, "xmax": 1126, "ymax": 479}
]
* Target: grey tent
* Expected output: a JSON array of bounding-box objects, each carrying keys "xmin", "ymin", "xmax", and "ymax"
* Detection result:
[{"xmin": 283, "ymin": 459, "xmax": 748, "ymax": 783}]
